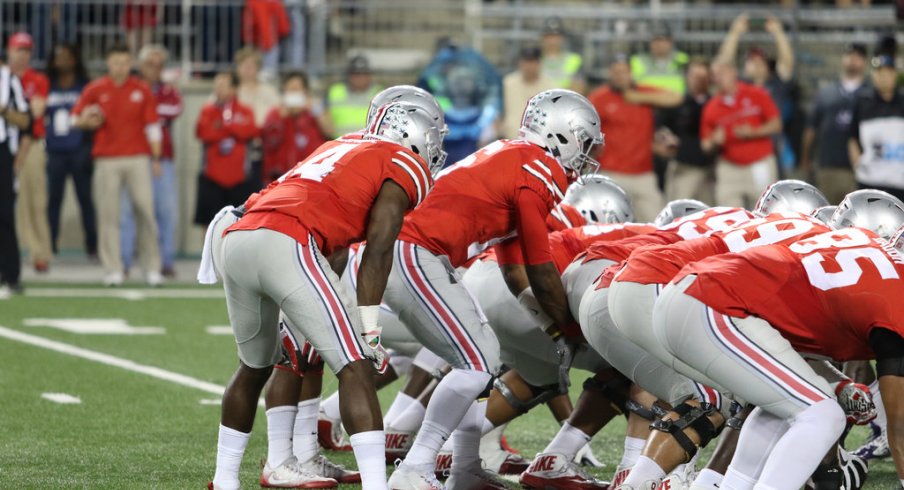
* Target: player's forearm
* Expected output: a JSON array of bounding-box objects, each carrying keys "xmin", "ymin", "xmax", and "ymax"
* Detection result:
[
  {"xmin": 357, "ymin": 181, "xmax": 408, "ymax": 307},
  {"xmin": 525, "ymin": 262, "xmax": 574, "ymax": 331},
  {"xmin": 500, "ymin": 263, "xmax": 531, "ymax": 297},
  {"xmin": 356, "ymin": 249, "xmax": 393, "ymax": 307}
]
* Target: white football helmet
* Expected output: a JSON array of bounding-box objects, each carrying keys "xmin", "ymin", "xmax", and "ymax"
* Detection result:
[
  {"xmin": 367, "ymin": 85, "xmax": 448, "ymax": 135},
  {"xmin": 519, "ymin": 89, "xmax": 604, "ymax": 178},
  {"xmin": 811, "ymin": 205, "xmax": 837, "ymax": 224},
  {"xmin": 755, "ymin": 180, "xmax": 829, "ymax": 217},
  {"xmin": 563, "ymin": 175, "xmax": 633, "ymax": 224},
  {"xmin": 829, "ymin": 189, "xmax": 904, "ymax": 239},
  {"xmin": 654, "ymin": 199, "xmax": 709, "ymax": 227},
  {"xmin": 366, "ymin": 102, "xmax": 447, "ymax": 175}
]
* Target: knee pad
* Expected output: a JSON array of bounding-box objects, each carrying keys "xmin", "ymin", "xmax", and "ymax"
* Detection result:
[
  {"xmin": 492, "ymin": 377, "xmax": 558, "ymax": 414},
  {"xmin": 582, "ymin": 374, "xmax": 631, "ymax": 414},
  {"xmin": 650, "ymin": 402, "xmax": 720, "ymax": 461}
]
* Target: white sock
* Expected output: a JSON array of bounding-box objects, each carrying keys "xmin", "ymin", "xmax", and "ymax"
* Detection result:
[
  {"xmin": 871, "ymin": 380, "xmax": 887, "ymax": 429},
  {"xmin": 542, "ymin": 422, "xmax": 591, "ymax": 459},
  {"xmin": 402, "ymin": 369, "xmax": 491, "ymax": 470},
  {"xmin": 690, "ymin": 468, "xmax": 724, "ymax": 489},
  {"xmin": 213, "ymin": 424, "xmax": 251, "ymax": 490},
  {"xmin": 481, "ymin": 417, "xmax": 496, "ymax": 436},
  {"xmin": 293, "ymin": 398, "xmax": 320, "ymax": 464},
  {"xmin": 619, "ymin": 436, "xmax": 645, "ymax": 469},
  {"xmin": 623, "ymin": 455, "xmax": 667, "ymax": 485},
  {"xmin": 390, "ymin": 400, "xmax": 427, "ymax": 433},
  {"xmin": 452, "ymin": 400, "xmax": 486, "ymax": 471},
  {"xmin": 757, "ymin": 399, "xmax": 846, "ymax": 489},
  {"xmin": 384, "ymin": 392, "xmax": 417, "ymax": 428},
  {"xmin": 321, "ymin": 391, "xmax": 341, "ymax": 420},
  {"xmin": 721, "ymin": 466, "xmax": 758, "ymax": 490},
  {"xmin": 267, "ymin": 406, "xmax": 298, "ymax": 467},
  {"xmin": 351, "ymin": 431, "xmax": 388, "ymax": 490}
]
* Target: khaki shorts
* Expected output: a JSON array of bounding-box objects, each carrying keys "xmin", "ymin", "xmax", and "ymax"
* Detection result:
[
  {"xmin": 653, "ymin": 276, "xmax": 835, "ymax": 419},
  {"xmin": 220, "ymin": 228, "xmax": 370, "ymax": 372},
  {"xmin": 384, "ymin": 241, "xmax": 501, "ymax": 373}
]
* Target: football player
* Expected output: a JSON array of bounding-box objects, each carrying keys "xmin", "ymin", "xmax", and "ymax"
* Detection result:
[
  {"xmin": 208, "ymin": 102, "xmax": 444, "ymax": 490},
  {"xmin": 651, "ymin": 190, "xmax": 904, "ymax": 488},
  {"xmin": 384, "ymin": 89, "xmax": 603, "ymax": 490}
]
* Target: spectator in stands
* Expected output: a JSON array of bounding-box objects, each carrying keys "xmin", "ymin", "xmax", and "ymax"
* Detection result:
[
  {"xmin": 849, "ymin": 54, "xmax": 904, "ymax": 201},
  {"xmin": 589, "ymin": 55, "xmax": 681, "ymax": 221},
  {"xmin": 121, "ymin": 44, "xmax": 183, "ymax": 278},
  {"xmin": 718, "ymin": 13, "xmax": 798, "ymax": 174},
  {"xmin": 701, "ymin": 60, "xmax": 782, "ymax": 209},
  {"xmin": 0, "ymin": 59, "xmax": 32, "ymax": 296},
  {"xmin": 261, "ymin": 71, "xmax": 330, "ymax": 184},
  {"xmin": 123, "ymin": 0, "xmax": 160, "ymax": 57},
  {"xmin": 7, "ymin": 33, "xmax": 52, "ymax": 273},
  {"xmin": 630, "ymin": 22, "xmax": 689, "ymax": 94},
  {"xmin": 72, "ymin": 43, "xmax": 163, "ymax": 287},
  {"xmin": 242, "ymin": 0, "xmax": 290, "ymax": 78},
  {"xmin": 800, "ymin": 43, "xmax": 869, "ymax": 204},
  {"xmin": 659, "ymin": 58, "xmax": 715, "ymax": 203},
  {"xmin": 327, "ymin": 55, "xmax": 381, "ymax": 138},
  {"xmin": 418, "ymin": 39, "xmax": 502, "ymax": 164},
  {"xmin": 499, "ymin": 46, "xmax": 555, "ymax": 139},
  {"xmin": 235, "ymin": 46, "xmax": 281, "ymax": 127},
  {"xmin": 194, "ymin": 72, "xmax": 259, "ymax": 225},
  {"xmin": 45, "ymin": 43, "xmax": 96, "ymax": 258},
  {"xmin": 539, "ymin": 16, "xmax": 586, "ymax": 93}
]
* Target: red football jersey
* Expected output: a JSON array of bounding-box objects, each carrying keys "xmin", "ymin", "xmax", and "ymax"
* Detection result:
[
  {"xmin": 488, "ymin": 223, "xmax": 654, "ymax": 273},
  {"xmin": 617, "ymin": 212, "xmax": 829, "ymax": 285},
  {"xmin": 678, "ymin": 227, "xmax": 904, "ymax": 361},
  {"xmin": 399, "ymin": 139, "xmax": 569, "ymax": 267},
  {"xmin": 227, "ymin": 137, "xmax": 432, "ymax": 255},
  {"xmin": 547, "ymin": 203, "xmax": 588, "ymax": 231}
]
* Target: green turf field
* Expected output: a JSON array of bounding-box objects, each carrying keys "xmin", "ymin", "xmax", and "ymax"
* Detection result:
[{"xmin": 0, "ymin": 285, "xmax": 897, "ymax": 488}]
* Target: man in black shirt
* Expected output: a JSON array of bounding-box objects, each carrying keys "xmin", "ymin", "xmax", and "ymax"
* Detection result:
[
  {"xmin": 849, "ymin": 54, "xmax": 904, "ymax": 202},
  {"xmin": 801, "ymin": 43, "xmax": 870, "ymax": 204},
  {"xmin": 659, "ymin": 58, "xmax": 715, "ymax": 203}
]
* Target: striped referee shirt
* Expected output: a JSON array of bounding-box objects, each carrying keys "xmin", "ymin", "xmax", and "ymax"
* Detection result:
[{"xmin": 0, "ymin": 65, "xmax": 30, "ymax": 155}]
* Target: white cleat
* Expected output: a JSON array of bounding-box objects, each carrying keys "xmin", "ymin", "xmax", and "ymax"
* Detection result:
[
  {"xmin": 260, "ymin": 458, "xmax": 338, "ymax": 488},
  {"xmin": 520, "ymin": 452, "xmax": 610, "ymax": 490},
  {"xmin": 388, "ymin": 464, "xmax": 446, "ymax": 490},
  {"xmin": 574, "ymin": 442, "xmax": 605, "ymax": 468},
  {"xmin": 316, "ymin": 410, "xmax": 351, "ymax": 451},
  {"xmin": 445, "ymin": 467, "xmax": 510, "ymax": 489},
  {"xmin": 385, "ymin": 428, "xmax": 417, "ymax": 463},
  {"xmin": 610, "ymin": 466, "xmax": 631, "ymax": 487},
  {"xmin": 659, "ymin": 463, "xmax": 697, "ymax": 490},
  {"xmin": 612, "ymin": 482, "xmax": 659, "ymax": 490},
  {"xmin": 299, "ymin": 453, "xmax": 361, "ymax": 484}
]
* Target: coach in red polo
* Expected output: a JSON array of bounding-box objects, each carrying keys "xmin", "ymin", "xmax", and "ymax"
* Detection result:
[
  {"xmin": 73, "ymin": 43, "xmax": 162, "ymax": 287},
  {"xmin": 589, "ymin": 56, "xmax": 682, "ymax": 221},
  {"xmin": 701, "ymin": 60, "xmax": 781, "ymax": 208}
]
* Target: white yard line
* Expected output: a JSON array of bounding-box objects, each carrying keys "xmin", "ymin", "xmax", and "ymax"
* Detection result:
[
  {"xmin": 205, "ymin": 326, "xmax": 233, "ymax": 335},
  {"xmin": 24, "ymin": 288, "xmax": 224, "ymax": 300},
  {"xmin": 0, "ymin": 325, "xmax": 224, "ymax": 396},
  {"xmin": 41, "ymin": 392, "xmax": 82, "ymax": 404}
]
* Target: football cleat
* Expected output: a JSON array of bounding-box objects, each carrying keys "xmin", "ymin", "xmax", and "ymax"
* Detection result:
[
  {"xmin": 574, "ymin": 442, "xmax": 605, "ymax": 468},
  {"xmin": 388, "ymin": 463, "xmax": 446, "ymax": 490},
  {"xmin": 260, "ymin": 458, "xmax": 338, "ymax": 488},
  {"xmin": 853, "ymin": 430, "xmax": 890, "ymax": 461},
  {"xmin": 610, "ymin": 466, "xmax": 631, "ymax": 487},
  {"xmin": 658, "ymin": 462, "xmax": 697, "ymax": 490},
  {"xmin": 519, "ymin": 452, "xmax": 610, "ymax": 490},
  {"xmin": 434, "ymin": 450, "xmax": 453, "ymax": 479},
  {"xmin": 316, "ymin": 410, "xmax": 352, "ymax": 451},
  {"xmin": 445, "ymin": 467, "xmax": 510, "ymax": 490},
  {"xmin": 612, "ymin": 483, "xmax": 658, "ymax": 490},
  {"xmin": 480, "ymin": 428, "xmax": 529, "ymax": 475},
  {"xmin": 386, "ymin": 429, "xmax": 417, "ymax": 464},
  {"xmin": 299, "ymin": 454, "xmax": 361, "ymax": 484}
]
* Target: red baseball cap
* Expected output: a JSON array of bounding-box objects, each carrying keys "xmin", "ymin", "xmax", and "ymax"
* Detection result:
[{"xmin": 8, "ymin": 32, "xmax": 34, "ymax": 50}]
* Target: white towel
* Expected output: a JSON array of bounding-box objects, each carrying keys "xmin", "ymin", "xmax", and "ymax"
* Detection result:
[{"xmin": 197, "ymin": 205, "xmax": 236, "ymax": 285}]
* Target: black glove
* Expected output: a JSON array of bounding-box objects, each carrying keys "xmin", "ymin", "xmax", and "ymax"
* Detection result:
[{"xmin": 553, "ymin": 336, "xmax": 574, "ymax": 393}]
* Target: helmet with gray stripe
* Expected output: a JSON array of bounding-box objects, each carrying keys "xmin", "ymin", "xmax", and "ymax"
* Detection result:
[
  {"xmin": 829, "ymin": 189, "xmax": 904, "ymax": 239},
  {"xmin": 365, "ymin": 102, "xmax": 447, "ymax": 175},
  {"xmin": 519, "ymin": 89, "xmax": 604, "ymax": 178},
  {"xmin": 755, "ymin": 180, "xmax": 829, "ymax": 217},
  {"xmin": 654, "ymin": 199, "xmax": 709, "ymax": 227},
  {"xmin": 367, "ymin": 85, "xmax": 448, "ymax": 136},
  {"xmin": 810, "ymin": 205, "xmax": 837, "ymax": 224},
  {"xmin": 563, "ymin": 175, "xmax": 633, "ymax": 224}
]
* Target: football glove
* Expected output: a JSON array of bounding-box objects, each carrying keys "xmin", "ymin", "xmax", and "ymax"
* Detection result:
[
  {"xmin": 839, "ymin": 447, "xmax": 869, "ymax": 490},
  {"xmin": 553, "ymin": 335, "xmax": 574, "ymax": 393},
  {"xmin": 359, "ymin": 305, "xmax": 389, "ymax": 374},
  {"xmin": 836, "ymin": 379, "xmax": 878, "ymax": 425}
]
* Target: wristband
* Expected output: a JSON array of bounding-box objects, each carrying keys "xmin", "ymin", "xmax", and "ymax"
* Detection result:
[
  {"xmin": 517, "ymin": 287, "xmax": 555, "ymax": 331},
  {"xmin": 358, "ymin": 305, "xmax": 380, "ymax": 331}
]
